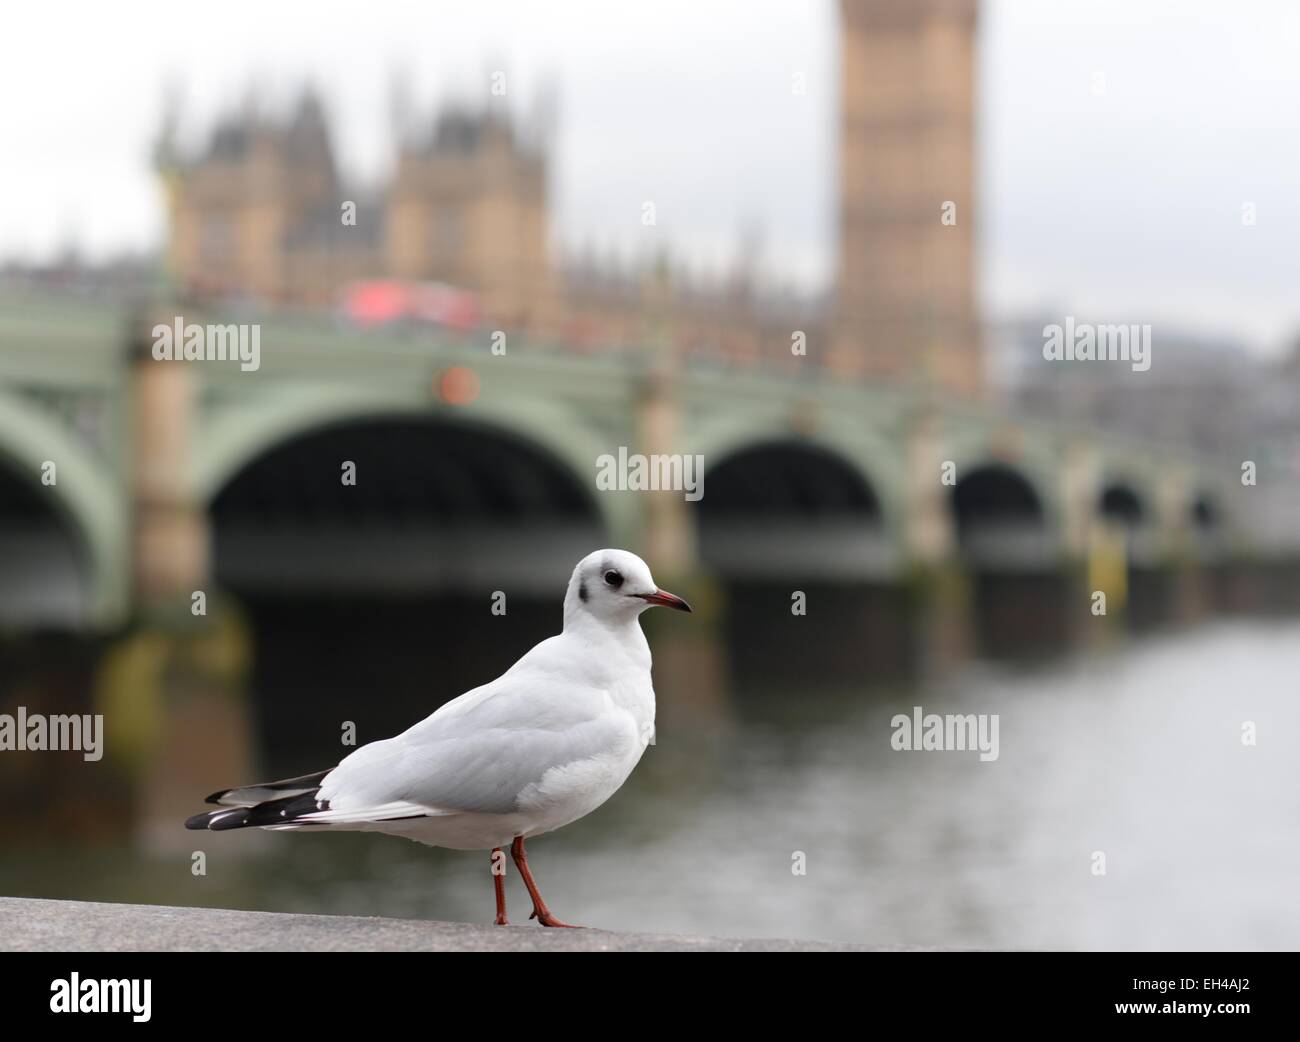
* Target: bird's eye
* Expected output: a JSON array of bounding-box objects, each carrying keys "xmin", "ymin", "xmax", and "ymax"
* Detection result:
[{"xmin": 603, "ymin": 570, "xmax": 624, "ymax": 589}]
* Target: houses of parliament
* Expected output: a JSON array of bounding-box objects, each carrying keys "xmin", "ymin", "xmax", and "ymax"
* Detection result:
[{"xmin": 156, "ymin": 0, "xmax": 981, "ymax": 395}]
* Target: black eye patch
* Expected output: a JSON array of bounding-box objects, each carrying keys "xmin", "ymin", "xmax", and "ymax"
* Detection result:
[{"xmin": 603, "ymin": 570, "xmax": 624, "ymax": 589}]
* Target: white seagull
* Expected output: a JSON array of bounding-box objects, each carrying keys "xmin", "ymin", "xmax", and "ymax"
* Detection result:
[{"xmin": 186, "ymin": 548, "xmax": 692, "ymax": 927}]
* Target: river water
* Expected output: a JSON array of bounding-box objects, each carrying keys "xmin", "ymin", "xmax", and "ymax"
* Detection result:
[{"xmin": 4, "ymin": 619, "xmax": 1297, "ymax": 950}]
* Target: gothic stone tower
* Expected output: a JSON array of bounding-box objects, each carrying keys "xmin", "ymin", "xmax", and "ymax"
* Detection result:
[
  {"xmin": 834, "ymin": 0, "xmax": 981, "ymax": 395},
  {"xmin": 162, "ymin": 92, "xmax": 342, "ymax": 304},
  {"xmin": 385, "ymin": 111, "xmax": 552, "ymax": 331}
]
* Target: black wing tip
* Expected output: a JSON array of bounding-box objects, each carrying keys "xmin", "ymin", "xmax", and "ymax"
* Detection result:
[
  {"xmin": 203, "ymin": 769, "xmax": 332, "ymax": 806},
  {"xmin": 189, "ymin": 791, "xmax": 328, "ymax": 832},
  {"xmin": 185, "ymin": 806, "xmax": 254, "ymax": 830},
  {"xmin": 208, "ymin": 810, "xmax": 253, "ymax": 831}
]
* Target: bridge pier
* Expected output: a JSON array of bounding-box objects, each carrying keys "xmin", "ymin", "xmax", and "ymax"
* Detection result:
[
  {"xmin": 901, "ymin": 406, "xmax": 973, "ymax": 674},
  {"xmin": 632, "ymin": 358, "xmax": 728, "ymax": 716},
  {"xmin": 97, "ymin": 600, "xmax": 256, "ymax": 851},
  {"xmin": 118, "ymin": 314, "xmax": 255, "ymax": 849},
  {"xmin": 905, "ymin": 562, "xmax": 973, "ymax": 678},
  {"xmin": 1153, "ymin": 463, "xmax": 1216, "ymax": 626},
  {"xmin": 1075, "ymin": 525, "xmax": 1128, "ymax": 648},
  {"xmin": 130, "ymin": 311, "xmax": 210, "ymax": 608},
  {"xmin": 635, "ymin": 360, "xmax": 696, "ymax": 575}
]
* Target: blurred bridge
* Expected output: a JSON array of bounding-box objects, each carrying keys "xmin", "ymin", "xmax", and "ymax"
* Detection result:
[{"xmin": 0, "ymin": 290, "xmax": 1242, "ymax": 631}]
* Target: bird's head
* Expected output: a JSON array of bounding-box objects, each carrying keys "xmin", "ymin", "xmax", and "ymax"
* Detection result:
[{"xmin": 564, "ymin": 548, "xmax": 692, "ymax": 627}]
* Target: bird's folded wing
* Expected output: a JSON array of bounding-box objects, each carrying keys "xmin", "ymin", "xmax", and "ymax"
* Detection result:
[
  {"xmin": 318, "ymin": 674, "xmax": 637, "ymax": 817},
  {"xmin": 208, "ymin": 769, "xmax": 332, "ymax": 807}
]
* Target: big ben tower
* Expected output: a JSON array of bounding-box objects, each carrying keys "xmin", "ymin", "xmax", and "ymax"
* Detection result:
[{"xmin": 834, "ymin": 0, "xmax": 981, "ymax": 395}]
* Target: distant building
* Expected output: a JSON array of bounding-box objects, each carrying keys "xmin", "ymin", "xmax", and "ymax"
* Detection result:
[
  {"xmin": 989, "ymin": 315, "xmax": 1278, "ymax": 457},
  {"xmin": 834, "ymin": 0, "xmax": 982, "ymax": 395},
  {"xmin": 384, "ymin": 110, "xmax": 552, "ymax": 331},
  {"xmin": 157, "ymin": 91, "xmax": 829, "ymax": 370},
  {"xmin": 157, "ymin": 1, "xmax": 985, "ymax": 392},
  {"xmin": 158, "ymin": 92, "xmax": 378, "ymax": 306}
]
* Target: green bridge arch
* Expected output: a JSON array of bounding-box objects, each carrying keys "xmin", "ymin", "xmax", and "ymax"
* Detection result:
[
  {"xmin": 686, "ymin": 412, "xmax": 908, "ymax": 544},
  {"xmin": 193, "ymin": 383, "xmax": 630, "ymax": 538},
  {"xmin": 0, "ymin": 389, "xmax": 126, "ymax": 625}
]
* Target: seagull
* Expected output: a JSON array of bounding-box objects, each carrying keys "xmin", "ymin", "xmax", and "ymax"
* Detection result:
[{"xmin": 185, "ymin": 548, "xmax": 692, "ymax": 928}]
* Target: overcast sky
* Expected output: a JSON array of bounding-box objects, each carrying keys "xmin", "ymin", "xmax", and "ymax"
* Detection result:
[{"xmin": 3, "ymin": 1, "xmax": 1298, "ymax": 353}]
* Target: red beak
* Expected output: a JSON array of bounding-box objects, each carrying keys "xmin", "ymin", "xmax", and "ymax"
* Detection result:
[{"xmin": 636, "ymin": 589, "xmax": 693, "ymax": 613}]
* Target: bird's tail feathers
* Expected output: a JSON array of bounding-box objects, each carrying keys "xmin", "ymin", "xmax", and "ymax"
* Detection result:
[{"xmin": 185, "ymin": 764, "xmax": 438, "ymax": 831}]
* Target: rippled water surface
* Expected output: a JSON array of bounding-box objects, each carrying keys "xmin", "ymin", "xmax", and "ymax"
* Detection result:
[{"xmin": 6, "ymin": 620, "xmax": 1298, "ymax": 950}]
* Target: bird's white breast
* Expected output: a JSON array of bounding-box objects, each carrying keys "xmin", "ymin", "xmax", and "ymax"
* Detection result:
[{"xmin": 512, "ymin": 625, "xmax": 655, "ymax": 835}]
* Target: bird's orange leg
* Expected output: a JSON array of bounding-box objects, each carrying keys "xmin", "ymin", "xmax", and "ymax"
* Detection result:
[
  {"xmin": 491, "ymin": 847, "xmax": 509, "ymax": 925},
  {"xmin": 510, "ymin": 835, "xmax": 581, "ymax": 928}
]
